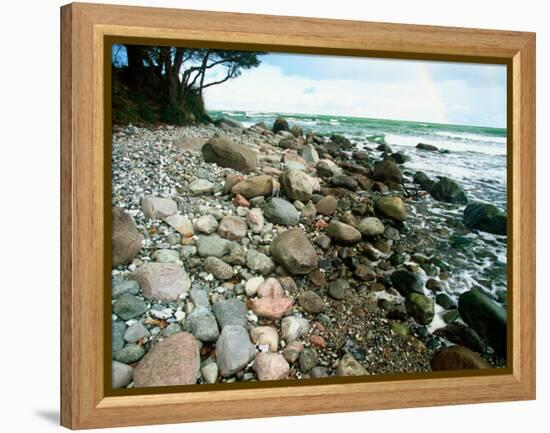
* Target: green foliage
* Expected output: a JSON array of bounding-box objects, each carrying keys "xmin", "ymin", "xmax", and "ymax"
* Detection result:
[{"xmin": 111, "ymin": 45, "xmax": 264, "ymax": 126}]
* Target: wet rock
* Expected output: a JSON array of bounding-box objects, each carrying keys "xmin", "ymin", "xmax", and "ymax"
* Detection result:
[
  {"xmin": 250, "ymin": 326, "xmax": 279, "ymax": 352},
  {"xmin": 413, "ymin": 171, "xmax": 435, "ymax": 191},
  {"xmin": 298, "ymin": 291, "xmax": 325, "ymax": 313},
  {"xmin": 263, "ymin": 198, "xmax": 300, "ymax": 226},
  {"xmin": 270, "ymin": 229, "xmax": 319, "ymax": 274},
  {"xmin": 218, "ymin": 215, "xmax": 247, "ymax": 241},
  {"xmin": 201, "ymin": 134, "xmax": 258, "ymax": 173},
  {"xmin": 336, "ymin": 353, "xmax": 368, "ymax": 376},
  {"xmin": 416, "ymin": 142, "xmax": 439, "ymax": 151},
  {"xmin": 281, "ymin": 316, "xmax": 310, "ymax": 342},
  {"xmin": 133, "ymin": 263, "xmax": 191, "ymax": 301},
  {"xmin": 330, "ymin": 134, "xmax": 352, "ymax": 149},
  {"xmin": 426, "ymin": 278, "xmax": 443, "ymax": 292},
  {"xmin": 112, "ymin": 294, "xmax": 147, "ymax": 320},
  {"xmin": 373, "ymin": 159, "xmax": 402, "ymax": 184},
  {"xmin": 463, "ymin": 202, "xmax": 507, "ymax": 235},
  {"xmin": 436, "ymin": 292, "xmax": 457, "ymax": 309},
  {"xmin": 326, "ymin": 221, "xmax": 362, "ymax": 245},
  {"xmin": 357, "ymin": 217, "xmax": 385, "ymax": 238},
  {"xmin": 458, "ymin": 288, "xmax": 507, "ymax": 358},
  {"xmin": 204, "ymin": 256, "xmax": 233, "ymax": 280},
  {"xmin": 390, "ymin": 151, "xmax": 410, "ymax": 164},
  {"xmin": 112, "ymin": 361, "xmax": 133, "ymax": 388},
  {"xmin": 112, "ymin": 207, "xmax": 143, "ymax": 266},
  {"xmin": 254, "ymin": 352, "xmax": 290, "ymax": 380},
  {"xmin": 430, "ymin": 177, "xmax": 468, "ymax": 204},
  {"xmin": 280, "ymin": 169, "xmax": 314, "ymax": 202},
  {"xmin": 272, "ymin": 117, "xmax": 290, "ymax": 134},
  {"xmin": 194, "ymin": 215, "xmax": 219, "ymax": 234},
  {"xmin": 141, "ymin": 195, "xmax": 178, "ymax": 219},
  {"xmin": 376, "ymin": 143, "xmax": 392, "ymax": 153},
  {"xmin": 213, "ymin": 299, "xmax": 248, "ymax": 329},
  {"xmin": 430, "ymin": 345, "xmax": 491, "ymax": 371},
  {"xmin": 246, "ymin": 249, "xmax": 275, "ymax": 275},
  {"xmin": 231, "ymin": 175, "xmax": 273, "ymax": 199},
  {"xmin": 406, "ymin": 292, "xmax": 435, "ymax": 325},
  {"xmin": 375, "ymin": 196, "xmax": 407, "ymax": 222},
  {"xmin": 216, "ymin": 325, "xmax": 256, "ymax": 377},
  {"xmin": 434, "ymin": 324, "xmax": 484, "ymax": 353},
  {"xmin": 134, "ymin": 332, "xmax": 200, "ymax": 387}
]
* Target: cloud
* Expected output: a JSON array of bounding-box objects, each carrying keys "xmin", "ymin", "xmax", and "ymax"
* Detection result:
[{"xmin": 204, "ymin": 57, "xmax": 506, "ymax": 127}]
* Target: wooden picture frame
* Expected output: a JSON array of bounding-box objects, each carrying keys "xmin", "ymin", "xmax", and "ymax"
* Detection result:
[{"xmin": 60, "ymin": 2, "xmax": 536, "ymax": 429}]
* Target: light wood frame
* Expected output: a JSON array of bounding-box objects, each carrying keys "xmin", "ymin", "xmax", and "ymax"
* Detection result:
[{"xmin": 60, "ymin": 2, "xmax": 536, "ymax": 429}]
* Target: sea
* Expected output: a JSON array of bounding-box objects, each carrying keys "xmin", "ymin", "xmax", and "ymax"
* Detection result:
[{"xmin": 209, "ymin": 110, "xmax": 508, "ymax": 317}]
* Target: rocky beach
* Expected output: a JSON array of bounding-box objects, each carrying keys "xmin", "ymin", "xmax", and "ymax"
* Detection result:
[{"xmin": 111, "ymin": 115, "xmax": 508, "ymax": 389}]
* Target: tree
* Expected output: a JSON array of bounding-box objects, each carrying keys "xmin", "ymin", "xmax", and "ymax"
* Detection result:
[{"xmin": 112, "ymin": 45, "xmax": 263, "ymax": 125}]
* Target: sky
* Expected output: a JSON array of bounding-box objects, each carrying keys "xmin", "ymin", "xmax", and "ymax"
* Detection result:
[{"xmin": 204, "ymin": 52, "xmax": 506, "ymax": 128}]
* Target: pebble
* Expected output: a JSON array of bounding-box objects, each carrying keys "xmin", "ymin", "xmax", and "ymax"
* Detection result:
[
  {"xmin": 124, "ymin": 321, "xmax": 150, "ymax": 343},
  {"xmin": 245, "ymin": 276, "xmax": 264, "ymax": 297}
]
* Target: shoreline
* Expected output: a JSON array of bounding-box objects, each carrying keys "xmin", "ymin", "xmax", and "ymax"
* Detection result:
[{"xmin": 111, "ymin": 118, "xmax": 507, "ymax": 389}]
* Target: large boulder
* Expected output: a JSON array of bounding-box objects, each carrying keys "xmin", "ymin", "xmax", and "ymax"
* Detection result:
[
  {"xmin": 416, "ymin": 142, "xmax": 439, "ymax": 151},
  {"xmin": 373, "ymin": 159, "xmax": 402, "ymax": 184},
  {"xmin": 216, "ymin": 325, "xmax": 256, "ymax": 377},
  {"xmin": 413, "ymin": 171, "xmax": 436, "ymax": 192},
  {"xmin": 463, "ymin": 202, "xmax": 507, "ymax": 235},
  {"xmin": 280, "ymin": 169, "xmax": 314, "ymax": 202},
  {"xmin": 434, "ymin": 324, "xmax": 485, "ymax": 353},
  {"xmin": 430, "ymin": 345, "xmax": 491, "ymax": 371},
  {"xmin": 263, "ymin": 198, "xmax": 300, "ymax": 226},
  {"xmin": 270, "ymin": 229, "xmax": 318, "ymax": 275},
  {"xmin": 272, "ymin": 117, "xmax": 290, "ymax": 134},
  {"xmin": 201, "ymin": 134, "xmax": 258, "ymax": 173},
  {"xmin": 133, "ymin": 262, "xmax": 191, "ymax": 301},
  {"xmin": 458, "ymin": 288, "xmax": 507, "ymax": 358},
  {"xmin": 326, "ymin": 221, "xmax": 362, "ymax": 245},
  {"xmin": 330, "ymin": 134, "xmax": 353, "ymax": 150},
  {"xmin": 430, "ymin": 177, "xmax": 468, "ymax": 204},
  {"xmin": 112, "ymin": 207, "xmax": 143, "ymax": 266},
  {"xmin": 390, "ymin": 270, "xmax": 423, "ymax": 296},
  {"xmin": 231, "ymin": 175, "xmax": 273, "ymax": 199},
  {"xmin": 375, "ymin": 196, "xmax": 407, "ymax": 221},
  {"xmin": 133, "ymin": 332, "xmax": 200, "ymax": 387}
]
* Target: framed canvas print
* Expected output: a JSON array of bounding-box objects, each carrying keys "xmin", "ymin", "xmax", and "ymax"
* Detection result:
[{"xmin": 60, "ymin": 2, "xmax": 536, "ymax": 429}]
